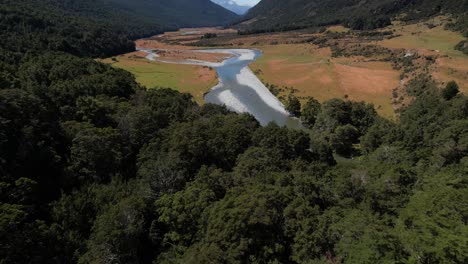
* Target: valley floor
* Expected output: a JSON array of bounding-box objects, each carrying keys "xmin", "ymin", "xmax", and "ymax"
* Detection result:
[{"xmin": 103, "ymin": 17, "xmax": 467, "ymax": 119}]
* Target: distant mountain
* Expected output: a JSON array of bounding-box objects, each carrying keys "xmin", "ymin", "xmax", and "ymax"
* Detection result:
[
  {"xmin": 241, "ymin": 0, "xmax": 468, "ymax": 32},
  {"xmin": 211, "ymin": 0, "xmax": 251, "ymax": 15}
]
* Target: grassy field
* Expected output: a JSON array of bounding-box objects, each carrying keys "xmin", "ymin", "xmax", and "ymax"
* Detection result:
[
  {"xmin": 249, "ymin": 18, "xmax": 467, "ymax": 119},
  {"xmin": 101, "ymin": 52, "xmax": 218, "ymax": 104},
  {"xmin": 251, "ymin": 44, "xmax": 400, "ymax": 119},
  {"xmin": 327, "ymin": 25, "xmax": 350, "ymax": 33},
  {"xmin": 432, "ymin": 56, "xmax": 468, "ymax": 93},
  {"xmin": 379, "ymin": 18, "xmax": 466, "ymax": 58},
  {"xmin": 380, "ymin": 25, "xmax": 465, "ymax": 57},
  {"xmin": 378, "ymin": 18, "xmax": 467, "ymax": 93}
]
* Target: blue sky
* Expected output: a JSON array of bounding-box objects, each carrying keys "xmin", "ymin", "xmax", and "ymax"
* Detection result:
[{"xmin": 232, "ymin": 0, "xmax": 261, "ymax": 6}]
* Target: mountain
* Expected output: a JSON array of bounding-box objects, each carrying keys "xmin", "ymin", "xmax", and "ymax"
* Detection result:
[
  {"xmin": 108, "ymin": 0, "xmax": 239, "ymax": 28},
  {"xmin": 0, "ymin": 0, "xmax": 238, "ymax": 58},
  {"xmin": 241, "ymin": 0, "xmax": 468, "ymax": 32},
  {"xmin": 211, "ymin": 0, "xmax": 251, "ymax": 15}
]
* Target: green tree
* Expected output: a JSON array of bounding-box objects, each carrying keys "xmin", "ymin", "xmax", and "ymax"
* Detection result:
[
  {"xmin": 314, "ymin": 98, "xmax": 351, "ymax": 133},
  {"xmin": 79, "ymin": 196, "xmax": 146, "ymax": 264},
  {"xmin": 360, "ymin": 117, "xmax": 399, "ymax": 154},
  {"xmin": 235, "ymin": 147, "xmax": 286, "ymax": 177},
  {"xmin": 176, "ymin": 185, "xmax": 292, "ymax": 264},
  {"xmin": 442, "ymin": 81, "xmax": 460, "ymax": 100},
  {"xmin": 75, "ymin": 95, "xmax": 122, "ymax": 128},
  {"xmin": 252, "ymin": 123, "xmax": 312, "ymax": 162},
  {"xmin": 330, "ymin": 125, "xmax": 359, "ymax": 157},
  {"xmin": 138, "ymin": 114, "xmax": 258, "ymax": 194},
  {"xmin": 285, "ymin": 94, "xmax": 301, "ymax": 117},
  {"xmin": 431, "ymin": 120, "xmax": 468, "ymax": 167},
  {"xmin": 301, "ymin": 97, "xmax": 321, "ymax": 127},
  {"xmin": 156, "ymin": 171, "xmax": 220, "ymax": 247},
  {"xmin": 396, "ymin": 171, "xmax": 468, "ymax": 263},
  {"xmin": 283, "ymin": 197, "xmax": 322, "ymax": 262},
  {"xmin": 327, "ymin": 209, "xmax": 400, "ymax": 264},
  {"xmin": 68, "ymin": 126, "xmax": 123, "ymax": 184},
  {"xmin": 0, "ymin": 88, "xmax": 63, "ymax": 202}
]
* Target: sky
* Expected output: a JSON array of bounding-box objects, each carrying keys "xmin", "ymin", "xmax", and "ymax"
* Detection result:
[{"xmin": 232, "ymin": 0, "xmax": 261, "ymax": 7}]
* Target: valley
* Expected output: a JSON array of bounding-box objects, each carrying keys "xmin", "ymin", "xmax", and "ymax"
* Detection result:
[
  {"xmin": 107, "ymin": 40, "xmax": 302, "ymax": 127},
  {"xmin": 104, "ymin": 16, "xmax": 467, "ymax": 120}
]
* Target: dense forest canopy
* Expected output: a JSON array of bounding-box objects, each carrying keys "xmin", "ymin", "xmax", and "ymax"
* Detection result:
[
  {"xmin": 2, "ymin": 54, "xmax": 467, "ymax": 263},
  {"xmin": 106, "ymin": 0, "xmax": 239, "ymax": 28},
  {"xmin": 1, "ymin": 0, "xmax": 467, "ymax": 263},
  {"xmin": 0, "ymin": 0, "xmax": 238, "ymax": 58}
]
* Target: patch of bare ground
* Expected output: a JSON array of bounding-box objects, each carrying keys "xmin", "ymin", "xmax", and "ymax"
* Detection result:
[{"xmin": 135, "ymin": 39, "xmax": 231, "ymax": 63}]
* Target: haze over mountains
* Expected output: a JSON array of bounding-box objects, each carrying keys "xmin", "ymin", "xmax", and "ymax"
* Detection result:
[{"xmin": 211, "ymin": 0, "xmax": 251, "ymax": 15}]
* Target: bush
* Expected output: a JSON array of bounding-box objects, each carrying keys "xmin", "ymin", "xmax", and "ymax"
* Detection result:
[
  {"xmin": 301, "ymin": 97, "xmax": 321, "ymax": 127},
  {"xmin": 442, "ymin": 81, "xmax": 460, "ymax": 100}
]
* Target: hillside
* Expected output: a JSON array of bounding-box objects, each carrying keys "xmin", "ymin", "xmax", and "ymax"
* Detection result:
[
  {"xmin": 108, "ymin": 0, "xmax": 239, "ymax": 28},
  {"xmin": 0, "ymin": 0, "xmax": 238, "ymax": 58},
  {"xmin": 241, "ymin": 0, "xmax": 468, "ymax": 32}
]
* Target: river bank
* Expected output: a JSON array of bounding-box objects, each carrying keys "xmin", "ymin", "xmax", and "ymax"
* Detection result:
[{"xmin": 137, "ymin": 47, "xmax": 302, "ymax": 128}]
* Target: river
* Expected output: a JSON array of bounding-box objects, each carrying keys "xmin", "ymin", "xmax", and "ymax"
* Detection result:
[{"xmin": 138, "ymin": 48, "xmax": 303, "ymax": 128}]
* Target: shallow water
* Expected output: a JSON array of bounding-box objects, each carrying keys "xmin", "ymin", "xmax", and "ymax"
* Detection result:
[
  {"xmin": 204, "ymin": 50, "xmax": 303, "ymax": 128},
  {"xmin": 139, "ymin": 48, "xmax": 303, "ymax": 129}
]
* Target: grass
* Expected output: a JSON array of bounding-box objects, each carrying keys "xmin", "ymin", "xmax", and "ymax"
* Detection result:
[
  {"xmin": 378, "ymin": 18, "xmax": 467, "ymax": 93},
  {"xmin": 249, "ymin": 18, "xmax": 468, "ymax": 119},
  {"xmin": 379, "ymin": 21, "xmax": 466, "ymax": 57},
  {"xmin": 251, "ymin": 44, "xmax": 399, "ymax": 119},
  {"xmin": 101, "ymin": 53, "xmax": 218, "ymax": 104},
  {"xmin": 432, "ymin": 56, "xmax": 468, "ymax": 93},
  {"xmin": 327, "ymin": 25, "xmax": 350, "ymax": 33}
]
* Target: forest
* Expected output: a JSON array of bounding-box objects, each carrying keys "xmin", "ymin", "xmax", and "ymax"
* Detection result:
[
  {"xmin": 2, "ymin": 53, "xmax": 466, "ymax": 263},
  {"xmin": 1, "ymin": 0, "xmax": 468, "ymax": 264},
  {"xmin": 0, "ymin": 0, "xmax": 237, "ymax": 58},
  {"xmin": 240, "ymin": 0, "xmax": 468, "ymax": 33}
]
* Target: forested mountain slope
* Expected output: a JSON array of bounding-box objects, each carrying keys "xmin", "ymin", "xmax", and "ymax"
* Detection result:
[
  {"xmin": 0, "ymin": 0, "xmax": 132, "ymax": 58},
  {"xmin": 107, "ymin": 0, "xmax": 238, "ymax": 28},
  {"xmin": 241, "ymin": 0, "xmax": 468, "ymax": 32},
  {"xmin": 0, "ymin": 0, "xmax": 237, "ymax": 58}
]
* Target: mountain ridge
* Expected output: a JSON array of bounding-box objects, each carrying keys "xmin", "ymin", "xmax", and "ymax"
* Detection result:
[
  {"xmin": 0, "ymin": 0, "xmax": 239, "ymax": 58},
  {"xmin": 106, "ymin": 0, "xmax": 239, "ymax": 28},
  {"xmin": 240, "ymin": 0, "xmax": 468, "ymax": 32}
]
